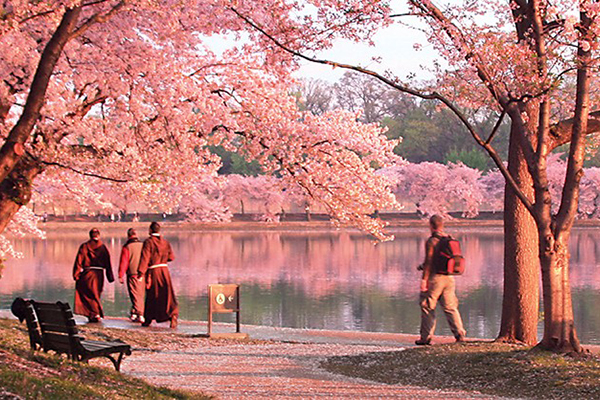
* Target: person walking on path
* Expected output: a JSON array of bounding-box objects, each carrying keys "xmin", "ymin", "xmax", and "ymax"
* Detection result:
[
  {"xmin": 416, "ymin": 215, "xmax": 466, "ymax": 345},
  {"xmin": 138, "ymin": 222, "xmax": 179, "ymax": 328},
  {"xmin": 73, "ymin": 228, "xmax": 114, "ymax": 323},
  {"xmin": 118, "ymin": 228, "xmax": 145, "ymax": 323}
]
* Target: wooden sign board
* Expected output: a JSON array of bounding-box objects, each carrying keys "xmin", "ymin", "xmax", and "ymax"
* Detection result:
[
  {"xmin": 209, "ymin": 284, "xmax": 239, "ymax": 313},
  {"xmin": 207, "ymin": 284, "xmax": 247, "ymax": 339}
]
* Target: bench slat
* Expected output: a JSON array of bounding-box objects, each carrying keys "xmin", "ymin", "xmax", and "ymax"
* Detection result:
[
  {"xmin": 43, "ymin": 333, "xmax": 73, "ymax": 353},
  {"xmin": 34, "ymin": 307, "xmax": 67, "ymax": 321},
  {"xmin": 38, "ymin": 322, "xmax": 75, "ymax": 334},
  {"xmin": 81, "ymin": 340, "xmax": 130, "ymax": 352}
]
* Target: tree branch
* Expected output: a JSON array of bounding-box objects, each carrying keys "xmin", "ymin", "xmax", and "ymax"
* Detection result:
[
  {"xmin": 549, "ymin": 110, "xmax": 600, "ymax": 149},
  {"xmin": 70, "ymin": 0, "xmax": 127, "ymax": 39},
  {"xmin": 555, "ymin": 7, "xmax": 595, "ymax": 237},
  {"xmin": 39, "ymin": 159, "xmax": 128, "ymax": 182},
  {"xmin": 230, "ymin": 6, "xmax": 536, "ymax": 215},
  {"xmin": 19, "ymin": 0, "xmax": 112, "ymax": 24},
  {"xmin": 485, "ymin": 108, "xmax": 507, "ymax": 145}
]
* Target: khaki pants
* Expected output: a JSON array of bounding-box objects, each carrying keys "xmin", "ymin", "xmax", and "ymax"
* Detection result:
[
  {"xmin": 127, "ymin": 275, "xmax": 145, "ymax": 317},
  {"xmin": 419, "ymin": 274, "xmax": 466, "ymax": 340}
]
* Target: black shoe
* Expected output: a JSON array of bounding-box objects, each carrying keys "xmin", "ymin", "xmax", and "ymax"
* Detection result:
[
  {"xmin": 141, "ymin": 319, "xmax": 151, "ymax": 327},
  {"xmin": 415, "ymin": 338, "xmax": 431, "ymax": 346},
  {"xmin": 455, "ymin": 334, "xmax": 466, "ymax": 343}
]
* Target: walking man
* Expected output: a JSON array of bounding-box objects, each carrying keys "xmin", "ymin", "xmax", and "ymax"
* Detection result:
[
  {"xmin": 73, "ymin": 228, "xmax": 114, "ymax": 323},
  {"xmin": 138, "ymin": 222, "xmax": 179, "ymax": 328},
  {"xmin": 118, "ymin": 228, "xmax": 145, "ymax": 323},
  {"xmin": 416, "ymin": 215, "xmax": 466, "ymax": 345}
]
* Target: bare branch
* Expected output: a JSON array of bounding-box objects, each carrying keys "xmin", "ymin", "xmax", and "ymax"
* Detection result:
[
  {"xmin": 485, "ymin": 108, "xmax": 507, "ymax": 145},
  {"xmin": 188, "ymin": 63, "xmax": 236, "ymax": 77},
  {"xmin": 389, "ymin": 13, "xmax": 418, "ymax": 18},
  {"xmin": 39, "ymin": 159, "xmax": 128, "ymax": 182}
]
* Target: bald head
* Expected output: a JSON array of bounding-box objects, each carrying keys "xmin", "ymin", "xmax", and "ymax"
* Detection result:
[
  {"xmin": 429, "ymin": 214, "xmax": 444, "ymax": 232},
  {"xmin": 89, "ymin": 228, "xmax": 100, "ymax": 240}
]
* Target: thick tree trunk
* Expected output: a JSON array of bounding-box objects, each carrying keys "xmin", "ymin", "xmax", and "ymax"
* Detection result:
[
  {"xmin": 0, "ymin": 7, "xmax": 80, "ymax": 187},
  {"xmin": 498, "ymin": 125, "xmax": 539, "ymax": 345},
  {"xmin": 538, "ymin": 233, "xmax": 582, "ymax": 352},
  {"xmin": 0, "ymin": 158, "xmax": 43, "ymax": 233}
]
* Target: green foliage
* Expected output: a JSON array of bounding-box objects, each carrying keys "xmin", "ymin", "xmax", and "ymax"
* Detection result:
[
  {"xmin": 383, "ymin": 100, "xmax": 510, "ymax": 170},
  {"xmin": 208, "ymin": 145, "xmax": 263, "ymax": 176},
  {"xmin": 444, "ymin": 148, "xmax": 490, "ymax": 171},
  {"xmin": 384, "ymin": 114, "xmax": 442, "ymax": 163}
]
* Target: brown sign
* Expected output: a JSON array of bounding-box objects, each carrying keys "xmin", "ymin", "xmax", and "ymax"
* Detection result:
[
  {"xmin": 207, "ymin": 284, "xmax": 245, "ymax": 338},
  {"xmin": 209, "ymin": 284, "xmax": 239, "ymax": 313}
]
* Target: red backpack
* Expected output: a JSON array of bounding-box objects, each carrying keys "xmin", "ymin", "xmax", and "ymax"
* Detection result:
[{"xmin": 432, "ymin": 234, "xmax": 465, "ymax": 275}]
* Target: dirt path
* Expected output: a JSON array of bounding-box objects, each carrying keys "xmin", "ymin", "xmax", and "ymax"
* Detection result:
[{"xmin": 124, "ymin": 340, "xmax": 499, "ymax": 399}]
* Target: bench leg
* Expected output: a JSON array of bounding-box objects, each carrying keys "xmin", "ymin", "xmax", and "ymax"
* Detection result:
[
  {"xmin": 104, "ymin": 352, "xmax": 125, "ymax": 371},
  {"xmin": 78, "ymin": 352, "xmax": 126, "ymax": 371}
]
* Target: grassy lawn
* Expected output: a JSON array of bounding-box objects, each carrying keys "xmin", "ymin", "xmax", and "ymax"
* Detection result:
[
  {"xmin": 321, "ymin": 341, "xmax": 600, "ymax": 399},
  {"xmin": 0, "ymin": 318, "xmax": 213, "ymax": 399}
]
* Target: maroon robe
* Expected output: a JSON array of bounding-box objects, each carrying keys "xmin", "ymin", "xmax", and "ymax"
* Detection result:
[
  {"xmin": 138, "ymin": 234, "xmax": 178, "ymax": 323},
  {"xmin": 73, "ymin": 239, "xmax": 114, "ymax": 318}
]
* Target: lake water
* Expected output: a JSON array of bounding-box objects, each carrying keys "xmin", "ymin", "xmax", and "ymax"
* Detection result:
[{"xmin": 2, "ymin": 225, "xmax": 600, "ymax": 344}]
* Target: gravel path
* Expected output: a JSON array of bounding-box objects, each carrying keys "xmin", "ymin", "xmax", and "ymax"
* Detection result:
[
  {"xmin": 124, "ymin": 339, "xmax": 498, "ymax": 399},
  {"xmin": 0, "ymin": 311, "xmax": 507, "ymax": 399}
]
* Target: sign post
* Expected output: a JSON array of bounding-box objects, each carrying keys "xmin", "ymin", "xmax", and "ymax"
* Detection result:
[{"xmin": 207, "ymin": 284, "xmax": 247, "ymax": 339}]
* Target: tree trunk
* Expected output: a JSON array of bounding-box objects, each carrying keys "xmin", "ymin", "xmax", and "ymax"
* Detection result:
[
  {"xmin": 0, "ymin": 7, "xmax": 80, "ymax": 189},
  {"xmin": 0, "ymin": 158, "xmax": 43, "ymax": 233},
  {"xmin": 538, "ymin": 233, "xmax": 582, "ymax": 352},
  {"xmin": 497, "ymin": 125, "xmax": 539, "ymax": 345}
]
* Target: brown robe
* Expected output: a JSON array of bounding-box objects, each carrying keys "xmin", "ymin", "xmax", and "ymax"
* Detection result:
[
  {"xmin": 138, "ymin": 234, "xmax": 178, "ymax": 323},
  {"xmin": 73, "ymin": 239, "xmax": 114, "ymax": 318},
  {"xmin": 118, "ymin": 238, "xmax": 145, "ymax": 317}
]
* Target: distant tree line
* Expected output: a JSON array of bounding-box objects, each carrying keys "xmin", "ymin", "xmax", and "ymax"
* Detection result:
[
  {"xmin": 295, "ymin": 72, "xmax": 512, "ymax": 171},
  {"xmin": 290, "ymin": 72, "xmax": 600, "ymax": 171}
]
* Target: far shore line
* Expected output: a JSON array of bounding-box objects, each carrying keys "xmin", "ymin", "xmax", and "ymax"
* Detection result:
[{"xmin": 25, "ymin": 216, "xmax": 600, "ymax": 234}]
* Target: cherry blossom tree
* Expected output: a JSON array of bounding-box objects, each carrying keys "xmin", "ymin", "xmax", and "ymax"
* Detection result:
[
  {"xmin": 0, "ymin": 0, "xmax": 403, "ymax": 256},
  {"xmin": 479, "ymin": 169, "xmax": 505, "ymax": 213},
  {"xmin": 579, "ymin": 167, "xmax": 600, "ymax": 218},
  {"xmin": 233, "ymin": 0, "xmax": 600, "ymax": 351},
  {"xmin": 222, "ymin": 174, "xmax": 298, "ymax": 222},
  {"xmin": 379, "ymin": 161, "xmax": 484, "ymax": 218}
]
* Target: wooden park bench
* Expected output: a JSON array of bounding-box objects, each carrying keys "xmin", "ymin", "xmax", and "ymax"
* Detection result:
[{"xmin": 22, "ymin": 300, "xmax": 132, "ymax": 371}]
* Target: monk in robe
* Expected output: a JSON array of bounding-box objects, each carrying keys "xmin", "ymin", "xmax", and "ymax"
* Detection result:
[
  {"xmin": 73, "ymin": 228, "xmax": 114, "ymax": 322},
  {"xmin": 138, "ymin": 222, "xmax": 179, "ymax": 328},
  {"xmin": 118, "ymin": 228, "xmax": 145, "ymax": 323}
]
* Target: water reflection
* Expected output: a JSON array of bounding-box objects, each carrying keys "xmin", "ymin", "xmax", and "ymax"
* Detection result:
[{"xmin": 1, "ymin": 226, "xmax": 599, "ymax": 344}]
